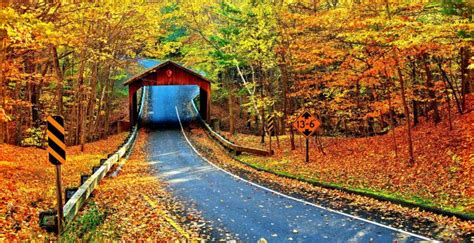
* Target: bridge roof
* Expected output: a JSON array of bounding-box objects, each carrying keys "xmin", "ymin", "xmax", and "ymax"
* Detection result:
[{"xmin": 123, "ymin": 60, "xmax": 211, "ymax": 86}]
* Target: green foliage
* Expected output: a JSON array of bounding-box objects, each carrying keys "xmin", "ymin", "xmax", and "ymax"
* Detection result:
[
  {"xmin": 440, "ymin": 0, "xmax": 473, "ymax": 19},
  {"xmin": 62, "ymin": 202, "xmax": 107, "ymax": 241},
  {"xmin": 20, "ymin": 127, "xmax": 45, "ymax": 147}
]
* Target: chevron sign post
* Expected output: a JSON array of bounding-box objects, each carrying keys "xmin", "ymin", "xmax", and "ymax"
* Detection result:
[
  {"xmin": 266, "ymin": 114, "xmax": 275, "ymax": 152},
  {"xmin": 293, "ymin": 112, "xmax": 320, "ymax": 162},
  {"xmin": 266, "ymin": 114, "xmax": 275, "ymax": 133},
  {"xmin": 47, "ymin": 115, "xmax": 66, "ymax": 233}
]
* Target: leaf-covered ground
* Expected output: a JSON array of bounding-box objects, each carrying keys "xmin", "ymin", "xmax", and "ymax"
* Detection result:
[
  {"xmin": 0, "ymin": 132, "xmax": 127, "ymax": 240},
  {"xmin": 187, "ymin": 121, "xmax": 474, "ymax": 240},
  {"xmin": 221, "ymin": 108, "xmax": 473, "ymax": 217},
  {"xmin": 63, "ymin": 130, "xmax": 207, "ymax": 241}
]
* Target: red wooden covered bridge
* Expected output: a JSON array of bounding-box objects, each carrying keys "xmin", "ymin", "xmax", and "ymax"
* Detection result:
[{"xmin": 124, "ymin": 60, "xmax": 211, "ymax": 126}]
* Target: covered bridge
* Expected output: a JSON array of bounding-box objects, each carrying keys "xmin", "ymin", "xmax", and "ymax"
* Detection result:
[{"xmin": 124, "ymin": 60, "xmax": 211, "ymax": 126}]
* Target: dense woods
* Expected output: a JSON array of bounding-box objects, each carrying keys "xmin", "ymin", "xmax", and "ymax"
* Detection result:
[
  {"xmin": 0, "ymin": 1, "xmax": 472, "ymax": 156},
  {"xmin": 157, "ymin": 0, "xmax": 472, "ymax": 165},
  {"xmin": 0, "ymin": 1, "xmax": 160, "ymax": 148}
]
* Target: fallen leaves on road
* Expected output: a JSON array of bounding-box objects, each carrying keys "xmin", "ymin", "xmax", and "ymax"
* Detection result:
[
  {"xmin": 187, "ymin": 122, "xmax": 474, "ymax": 241},
  {"xmin": 64, "ymin": 130, "xmax": 206, "ymax": 241}
]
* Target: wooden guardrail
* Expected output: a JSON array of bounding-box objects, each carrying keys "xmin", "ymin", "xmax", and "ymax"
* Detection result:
[
  {"xmin": 191, "ymin": 98, "xmax": 272, "ymax": 157},
  {"xmin": 40, "ymin": 87, "xmax": 147, "ymax": 232}
]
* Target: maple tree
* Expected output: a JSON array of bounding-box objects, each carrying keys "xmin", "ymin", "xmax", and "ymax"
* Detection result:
[
  {"xmin": 2, "ymin": 1, "xmax": 470, "ymax": 163},
  {"xmin": 276, "ymin": 1, "xmax": 473, "ymax": 164}
]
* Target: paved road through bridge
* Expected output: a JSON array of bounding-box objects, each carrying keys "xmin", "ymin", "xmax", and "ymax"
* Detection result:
[{"xmin": 138, "ymin": 60, "xmax": 430, "ymax": 242}]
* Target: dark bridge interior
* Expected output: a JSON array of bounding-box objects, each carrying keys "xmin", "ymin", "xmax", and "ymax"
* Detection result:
[{"xmin": 124, "ymin": 60, "xmax": 211, "ymax": 127}]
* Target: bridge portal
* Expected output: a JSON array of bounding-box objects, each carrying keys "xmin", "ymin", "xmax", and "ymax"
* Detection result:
[{"xmin": 124, "ymin": 60, "xmax": 211, "ymax": 126}]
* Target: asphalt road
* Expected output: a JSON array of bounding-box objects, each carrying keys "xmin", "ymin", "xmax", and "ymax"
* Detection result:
[{"xmin": 138, "ymin": 60, "xmax": 429, "ymax": 242}]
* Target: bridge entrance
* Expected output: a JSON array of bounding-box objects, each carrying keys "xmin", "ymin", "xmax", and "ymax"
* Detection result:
[{"xmin": 124, "ymin": 61, "xmax": 211, "ymax": 126}]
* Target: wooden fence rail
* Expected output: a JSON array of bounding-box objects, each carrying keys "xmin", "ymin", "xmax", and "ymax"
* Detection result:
[{"xmin": 191, "ymin": 98, "xmax": 272, "ymax": 157}]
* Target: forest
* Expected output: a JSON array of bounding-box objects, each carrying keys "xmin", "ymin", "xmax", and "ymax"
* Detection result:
[
  {"xmin": 0, "ymin": 0, "xmax": 473, "ymax": 240},
  {"xmin": 0, "ymin": 0, "xmax": 472, "ymax": 157}
]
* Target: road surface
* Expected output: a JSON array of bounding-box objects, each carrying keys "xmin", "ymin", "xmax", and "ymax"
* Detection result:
[{"xmin": 139, "ymin": 60, "xmax": 429, "ymax": 242}]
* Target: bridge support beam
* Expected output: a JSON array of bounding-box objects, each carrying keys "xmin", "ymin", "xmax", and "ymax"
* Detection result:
[
  {"xmin": 200, "ymin": 88, "xmax": 211, "ymax": 123},
  {"xmin": 129, "ymin": 90, "xmax": 137, "ymax": 127}
]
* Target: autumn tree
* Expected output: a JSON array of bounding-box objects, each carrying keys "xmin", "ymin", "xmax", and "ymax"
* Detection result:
[{"xmin": 0, "ymin": 1, "xmax": 163, "ymax": 147}]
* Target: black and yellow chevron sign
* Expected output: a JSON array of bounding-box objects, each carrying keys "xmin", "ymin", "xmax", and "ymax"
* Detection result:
[
  {"xmin": 266, "ymin": 114, "xmax": 275, "ymax": 132},
  {"xmin": 47, "ymin": 116, "xmax": 66, "ymax": 165}
]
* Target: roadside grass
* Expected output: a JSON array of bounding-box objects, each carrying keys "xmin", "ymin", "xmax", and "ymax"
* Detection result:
[
  {"xmin": 61, "ymin": 202, "xmax": 107, "ymax": 241},
  {"xmin": 237, "ymin": 154, "xmax": 474, "ymax": 218}
]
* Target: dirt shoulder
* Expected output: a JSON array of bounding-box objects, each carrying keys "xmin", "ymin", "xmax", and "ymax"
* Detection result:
[{"xmin": 186, "ymin": 124, "xmax": 474, "ymax": 241}]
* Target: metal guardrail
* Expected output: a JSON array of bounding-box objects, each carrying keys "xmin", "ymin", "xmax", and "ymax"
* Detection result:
[
  {"xmin": 191, "ymin": 98, "xmax": 272, "ymax": 157},
  {"xmin": 62, "ymin": 126, "xmax": 139, "ymax": 223},
  {"xmin": 40, "ymin": 87, "xmax": 147, "ymax": 232}
]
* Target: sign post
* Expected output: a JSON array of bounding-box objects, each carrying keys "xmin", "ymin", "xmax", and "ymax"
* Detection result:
[
  {"xmin": 292, "ymin": 111, "xmax": 320, "ymax": 162},
  {"xmin": 306, "ymin": 138, "xmax": 309, "ymax": 163},
  {"xmin": 266, "ymin": 114, "xmax": 275, "ymax": 153},
  {"xmin": 47, "ymin": 116, "xmax": 66, "ymax": 234}
]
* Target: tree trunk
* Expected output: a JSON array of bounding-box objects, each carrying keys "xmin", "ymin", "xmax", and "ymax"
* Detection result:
[
  {"xmin": 395, "ymin": 52, "xmax": 415, "ymax": 165},
  {"xmin": 76, "ymin": 52, "xmax": 86, "ymax": 150},
  {"xmin": 96, "ymin": 85, "xmax": 106, "ymax": 137},
  {"xmin": 0, "ymin": 33, "xmax": 6, "ymax": 144},
  {"xmin": 261, "ymin": 103, "xmax": 265, "ymax": 144},
  {"xmin": 388, "ymin": 96, "xmax": 398, "ymax": 158},
  {"xmin": 344, "ymin": 117, "xmax": 349, "ymax": 137},
  {"xmin": 104, "ymin": 75, "xmax": 114, "ymax": 137},
  {"xmin": 24, "ymin": 54, "xmax": 39, "ymax": 129},
  {"xmin": 436, "ymin": 59, "xmax": 463, "ymax": 114},
  {"xmin": 32, "ymin": 63, "xmax": 49, "ymax": 129},
  {"xmin": 224, "ymin": 70, "xmax": 235, "ymax": 135},
  {"xmin": 290, "ymin": 125, "xmax": 296, "ymax": 150},
  {"xmin": 14, "ymin": 72, "xmax": 22, "ymax": 145},
  {"xmin": 460, "ymin": 47, "xmax": 470, "ymax": 111},
  {"xmin": 86, "ymin": 62, "xmax": 98, "ymax": 142},
  {"xmin": 412, "ymin": 101, "xmax": 419, "ymax": 126},
  {"xmin": 410, "ymin": 60, "xmax": 419, "ymax": 126},
  {"xmin": 280, "ymin": 62, "xmax": 289, "ymax": 136},
  {"xmin": 229, "ymin": 92, "xmax": 235, "ymax": 135},
  {"xmin": 423, "ymin": 55, "xmax": 441, "ymax": 123},
  {"xmin": 445, "ymin": 87, "xmax": 453, "ymax": 131},
  {"xmin": 235, "ymin": 63, "xmax": 266, "ymax": 136},
  {"xmin": 31, "ymin": 81, "xmax": 40, "ymax": 127}
]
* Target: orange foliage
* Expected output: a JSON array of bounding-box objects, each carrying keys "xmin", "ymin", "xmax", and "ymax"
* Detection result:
[
  {"xmin": 219, "ymin": 95, "xmax": 474, "ymax": 214},
  {"xmin": 238, "ymin": 108, "xmax": 473, "ymax": 213},
  {"xmin": 188, "ymin": 121, "xmax": 474, "ymax": 239},
  {"xmin": 0, "ymin": 132, "xmax": 127, "ymax": 240}
]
